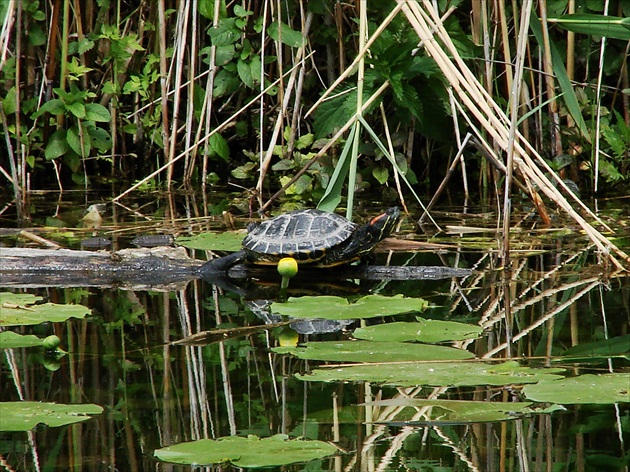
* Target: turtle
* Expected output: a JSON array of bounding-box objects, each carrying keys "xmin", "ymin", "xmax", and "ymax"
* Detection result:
[{"xmin": 200, "ymin": 207, "xmax": 401, "ymax": 273}]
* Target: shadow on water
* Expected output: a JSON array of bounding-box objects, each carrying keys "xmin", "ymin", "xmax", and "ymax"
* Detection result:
[{"xmin": 0, "ymin": 191, "xmax": 629, "ymax": 471}]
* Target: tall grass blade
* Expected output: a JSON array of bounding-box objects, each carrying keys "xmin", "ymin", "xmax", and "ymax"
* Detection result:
[
  {"xmin": 317, "ymin": 125, "xmax": 357, "ymax": 212},
  {"xmin": 549, "ymin": 14, "xmax": 630, "ymax": 41},
  {"xmin": 529, "ymin": 14, "xmax": 590, "ymax": 143}
]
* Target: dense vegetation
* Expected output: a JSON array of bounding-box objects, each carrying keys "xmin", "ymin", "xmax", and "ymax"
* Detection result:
[{"xmin": 1, "ymin": 1, "xmax": 629, "ymax": 208}]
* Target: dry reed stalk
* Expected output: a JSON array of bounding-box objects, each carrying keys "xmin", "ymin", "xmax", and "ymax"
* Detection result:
[
  {"xmin": 255, "ymin": 9, "xmax": 313, "ymax": 204},
  {"xmin": 260, "ymin": 81, "xmax": 390, "ymax": 212},
  {"xmin": 114, "ymin": 56, "xmax": 315, "ymax": 202},
  {"xmin": 166, "ymin": 0, "xmax": 191, "ymax": 184},
  {"xmin": 502, "ymin": 0, "xmax": 534, "ymax": 265},
  {"xmin": 157, "ymin": 0, "xmax": 171, "ymax": 181},
  {"xmin": 592, "ymin": 1, "xmax": 612, "ymax": 193},
  {"xmin": 398, "ymin": 0, "xmax": 630, "ymax": 270},
  {"xmin": 304, "ymin": 2, "xmax": 403, "ymax": 119}
]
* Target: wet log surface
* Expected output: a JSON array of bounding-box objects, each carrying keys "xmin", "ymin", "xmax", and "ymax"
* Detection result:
[
  {"xmin": 0, "ymin": 246, "xmax": 473, "ymax": 290},
  {"xmin": 0, "ymin": 247, "xmax": 202, "ymax": 290}
]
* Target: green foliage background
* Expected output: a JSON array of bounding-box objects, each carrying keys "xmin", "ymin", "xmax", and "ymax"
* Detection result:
[{"xmin": 0, "ymin": 0, "xmax": 628, "ymax": 200}]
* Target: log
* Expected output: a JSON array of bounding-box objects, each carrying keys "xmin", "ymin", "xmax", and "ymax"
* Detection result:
[
  {"xmin": 0, "ymin": 247, "xmax": 202, "ymax": 290},
  {"xmin": 0, "ymin": 246, "xmax": 472, "ymax": 291}
]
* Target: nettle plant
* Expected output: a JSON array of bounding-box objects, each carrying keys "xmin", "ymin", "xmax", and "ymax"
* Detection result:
[{"xmin": 31, "ymin": 84, "xmax": 112, "ymax": 180}]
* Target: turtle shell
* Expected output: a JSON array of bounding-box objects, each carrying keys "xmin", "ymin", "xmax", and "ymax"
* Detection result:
[{"xmin": 242, "ymin": 209, "xmax": 357, "ymax": 264}]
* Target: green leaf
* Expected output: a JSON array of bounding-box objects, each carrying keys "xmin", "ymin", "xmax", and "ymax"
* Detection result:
[
  {"xmin": 295, "ymin": 133, "xmax": 314, "ymax": 150},
  {"xmin": 372, "ymin": 166, "xmax": 389, "ymax": 185},
  {"xmin": 66, "ymin": 101, "xmax": 86, "ymax": 119},
  {"xmin": 297, "ymin": 361, "xmax": 566, "ymax": 387},
  {"xmin": 271, "ymin": 294, "xmax": 429, "ymax": 320},
  {"xmin": 32, "ymin": 98, "xmax": 66, "ymax": 118},
  {"xmin": 285, "ymin": 174, "xmax": 312, "ymax": 195},
  {"xmin": 268, "ymin": 21, "xmax": 304, "ymax": 48},
  {"xmin": 0, "ymin": 292, "xmax": 90, "ymax": 326},
  {"xmin": 84, "ymin": 103, "xmax": 111, "ymax": 122},
  {"xmin": 353, "ymin": 320, "xmax": 483, "ymax": 343},
  {"xmin": 176, "ymin": 231, "xmax": 245, "ymax": 251},
  {"xmin": 44, "ymin": 129, "xmax": 70, "ymax": 160},
  {"xmin": 237, "ymin": 59, "xmax": 255, "ymax": 88},
  {"xmin": 231, "ymin": 161, "xmax": 256, "ymax": 179},
  {"xmin": 154, "ymin": 434, "xmax": 337, "ymax": 467},
  {"xmin": 1, "ymin": 87, "xmax": 17, "ymax": 115},
  {"xmin": 28, "ymin": 23, "xmax": 46, "ymax": 46},
  {"xmin": 317, "ymin": 124, "xmax": 357, "ymax": 211},
  {"xmin": 273, "ymin": 340, "xmax": 474, "ymax": 362},
  {"xmin": 88, "ymin": 126, "xmax": 113, "ymax": 152},
  {"xmin": 0, "ymin": 331, "xmax": 45, "ymax": 349},
  {"xmin": 0, "ymin": 402, "xmax": 103, "ymax": 431},
  {"xmin": 550, "ymin": 14, "xmax": 630, "ymax": 41},
  {"xmin": 67, "ymin": 125, "xmax": 90, "ymax": 157},
  {"xmin": 530, "ymin": 15, "xmax": 590, "ymax": 142},
  {"xmin": 559, "ymin": 334, "xmax": 630, "ymax": 361},
  {"xmin": 209, "ymin": 133, "xmax": 230, "ymax": 161},
  {"xmin": 522, "ymin": 373, "xmax": 630, "ymax": 404}
]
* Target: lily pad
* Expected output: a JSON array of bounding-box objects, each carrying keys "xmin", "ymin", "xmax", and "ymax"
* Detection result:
[
  {"xmin": 297, "ymin": 361, "xmax": 565, "ymax": 387},
  {"xmin": 363, "ymin": 399, "xmax": 564, "ymax": 423},
  {"xmin": 353, "ymin": 320, "xmax": 483, "ymax": 343},
  {"xmin": 558, "ymin": 335, "xmax": 630, "ymax": 361},
  {"xmin": 272, "ymin": 340, "xmax": 473, "ymax": 362},
  {"xmin": 0, "ymin": 331, "xmax": 45, "ymax": 348},
  {"xmin": 271, "ymin": 294, "xmax": 428, "ymax": 320},
  {"xmin": 176, "ymin": 231, "xmax": 245, "ymax": 251},
  {"xmin": 154, "ymin": 434, "xmax": 337, "ymax": 467},
  {"xmin": 0, "ymin": 402, "xmax": 104, "ymax": 431},
  {"xmin": 522, "ymin": 373, "xmax": 630, "ymax": 404},
  {"xmin": 0, "ymin": 292, "xmax": 90, "ymax": 326}
]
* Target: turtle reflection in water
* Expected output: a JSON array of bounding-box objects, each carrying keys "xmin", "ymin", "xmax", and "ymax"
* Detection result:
[{"xmin": 200, "ymin": 207, "xmax": 401, "ymax": 273}]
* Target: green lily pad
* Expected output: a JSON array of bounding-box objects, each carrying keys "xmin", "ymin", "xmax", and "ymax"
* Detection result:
[
  {"xmin": 558, "ymin": 335, "xmax": 630, "ymax": 361},
  {"xmin": 0, "ymin": 402, "xmax": 103, "ymax": 431},
  {"xmin": 272, "ymin": 340, "xmax": 473, "ymax": 362},
  {"xmin": 0, "ymin": 331, "xmax": 45, "ymax": 348},
  {"xmin": 363, "ymin": 399, "xmax": 564, "ymax": 423},
  {"xmin": 522, "ymin": 373, "xmax": 630, "ymax": 404},
  {"xmin": 154, "ymin": 434, "xmax": 337, "ymax": 467},
  {"xmin": 0, "ymin": 292, "xmax": 90, "ymax": 326},
  {"xmin": 272, "ymin": 294, "xmax": 428, "ymax": 320},
  {"xmin": 297, "ymin": 361, "xmax": 565, "ymax": 387},
  {"xmin": 176, "ymin": 231, "xmax": 245, "ymax": 251},
  {"xmin": 353, "ymin": 320, "xmax": 483, "ymax": 343}
]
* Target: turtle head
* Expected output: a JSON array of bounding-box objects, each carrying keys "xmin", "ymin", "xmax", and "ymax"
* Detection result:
[{"xmin": 350, "ymin": 206, "xmax": 401, "ymax": 257}]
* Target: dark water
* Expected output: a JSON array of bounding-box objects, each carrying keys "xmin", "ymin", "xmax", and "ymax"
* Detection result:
[{"xmin": 1, "ymin": 191, "xmax": 629, "ymax": 471}]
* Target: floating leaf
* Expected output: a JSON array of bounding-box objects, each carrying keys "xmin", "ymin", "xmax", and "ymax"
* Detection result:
[
  {"xmin": 522, "ymin": 373, "xmax": 630, "ymax": 404},
  {"xmin": 297, "ymin": 361, "xmax": 565, "ymax": 387},
  {"xmin": 558, "ymin": 334, "xmax": 630, "ymax": 361},
  {"xmin": 271, "ymin": 294, "xmax": 428, "ymax": 320},
  {"xmin": 273, "ymin": 340, "xmax": 473, "ymax": 362},
  {"xmin": 363, "ymin": 399, "xmax": 564, "ymax": 424},
  {"xmin": 0, "ymin": 292, "xmax": 90, "ymax": 327},
  {"xmin": 154, "ymin": 434, "xmax": 337, "ymax": 467},
  {"xmin": 0, "ymin": 402, "xmax": 103, "ymax": 431},
  {"xmin": 0, "ymin": 331, "xmax": 45, "ymax": 349},
  {"xmin": 176, "ymin": 231, "xmax": 245, "ymax": 251},
  {"xmin": 353, "ymin": 320, "xmax": 483, "ymax": 343}
]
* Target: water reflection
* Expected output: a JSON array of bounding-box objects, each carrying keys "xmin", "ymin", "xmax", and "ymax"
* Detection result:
[{"xmin": 1, "ymin": 194, "xmax": 628, "ymax": 471}]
